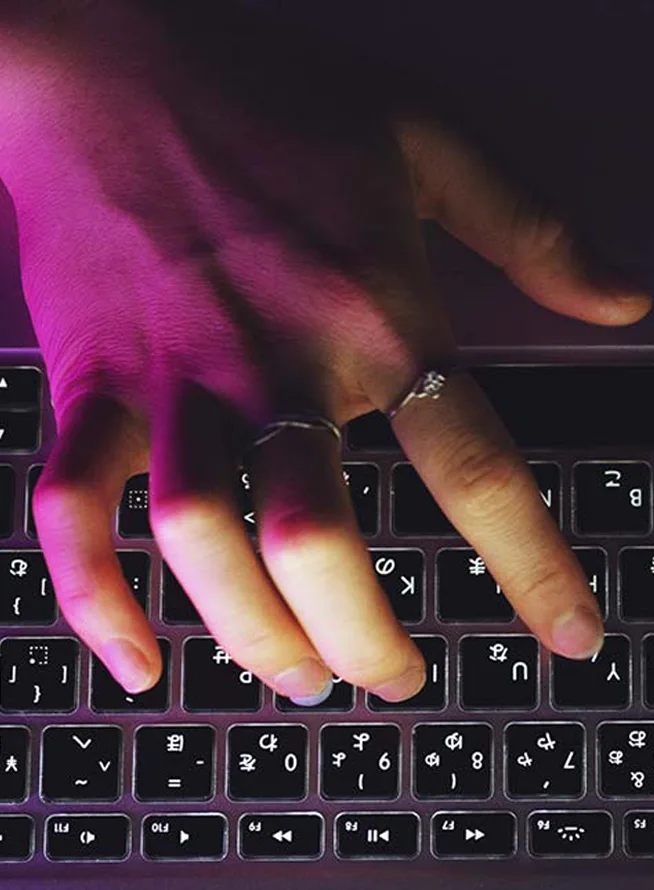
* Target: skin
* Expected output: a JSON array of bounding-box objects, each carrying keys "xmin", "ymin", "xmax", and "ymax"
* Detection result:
[{"xmin": 0, "ymin": 1, "xmax": 650, "ymax": 702}]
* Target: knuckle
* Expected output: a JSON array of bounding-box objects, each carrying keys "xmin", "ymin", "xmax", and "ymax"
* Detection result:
[
  {"xmin": 513, "ymin": 566, "xmax": 572, "ymax": 612},
  {"xmin": 150, "ymin": 494, "xmax": 227, "ymax": 544},
  {"xmin": 451, "ymin": 443, "xmax": 525, "ymax": 521},
  {"xmin": 335, "ymin": 645, "xmax": 417, "ymax": 690},
  {"xmin": 32, "ymin": 478, "xmax": 92, "ymax": 525}
]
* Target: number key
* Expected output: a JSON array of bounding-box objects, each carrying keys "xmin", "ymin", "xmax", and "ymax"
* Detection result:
[{"xmin": 573, "ymin": 462, "xmax": 651, "ymax": 535}]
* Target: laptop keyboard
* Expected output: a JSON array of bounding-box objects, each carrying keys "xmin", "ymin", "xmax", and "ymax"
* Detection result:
[{"xmin": 1, "ymin": 355, "xmax": 654, "ymax": 870}]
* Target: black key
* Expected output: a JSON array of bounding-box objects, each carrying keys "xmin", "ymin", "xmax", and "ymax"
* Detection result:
[
  {"xmin": 25, "ymin": 464, "xmax": 43, "ymax": 539},
  {"xmin": 413, "ymin": 723, "xmax": 492, "ymax": 799},
  {"xmin": 183, "ymin": 638, "xmax": 262, "ymax": 712},
  {"xmin": 552, "ymin": 635, "xmax": 630, "ymax": 710},
  {"xmin": 239, "ymin": 813, "xmax": 323, "ymax": 860},
  {"xmin": 505, "ymin": 722, "xmax": 585, "ymax": 798},
  {"xmin": 624, "ymin": 811, "xmax": 654, "ymax": 857},
  {"xmin": 0, "ymin": 551, "xmax": 56, "ymax": 624},
  {"xmin": 369, "ymin": 549, "xmax": 424, "ymax": 623},
  {"xmin": 135, "ymin": 725, "xmax": 214, "ymax": 801},
  {"xmin": 117, "ymin": 551, "xmax": 150, "ymax": 614},
  {"xmin": 41, "ymin": 725, "xmax": 122, "ymax": 802},
  {"xmin": 343, "ymin": 463, "xmax": 379, "ymax": 536},
  {"xmin": 320, "ymin": 723, "xmax": 400, "ymax": 800},
  {"xmin": 276, "ymin": 676, "xmax": 354, "ymax": 712},
  {"xmin": 118, "ymin": 473, "xmax": 152, "ymax": 538},
  {"xmin": 367, "ymin": 636, "xmax": 446, "ymax": 711},
  {"xmin": 643, "ymin": 636, "xmax": 654, "ymax": 709},
  {"xmin": 432, "ymin": 811, "xmax": 516, "ymax": 859},
  {"xmin": 619, "ymin": 548, "xmax": 654, "ymax": 620},
  {"xmin": 227, "ymin": 724, "xmax": 308, "ymax": 801},
  {"xmin": 392, "ymin": 463, "xmax": 456, "ymax": 536},
  {"xmin": 573, "ymin": 462, "xmax": 652, "ymax": 535},
  {"xmin": 0, "ymin": 637, "xmax": 78, "ymax": 712},
  {"xmin": 598, "ymin": 722, "xmax": 654, "ymax": 796},
  {"xmin": 459, "ymin": 635, "xmax": 538, "ymax": 710},
  {"xmin": 162, "ymin": 563, "xmax": 202, "ymax": 624},
  {"xmin": 0, "ymin": 815, "xmax": 34, "ymax": 861},
  {"xmin": 0, "ymin": 466, "xmax": 15, "ymax": 539},
  {"xmin": 345, "ymin": 411, "xmax": 399, "ymax": 451},
  {"xmin": 528, "ymin": 811, "xmax": 612, "ymax": 857},
  {"xmin": 573, "ymin": 547, "xmax": 608, "ymax": 618},
  {"xmin": 90, "ymin": 638, "xmax": 170, "ymax": 712},
  {"xmin": 335, "ymin": 812, "xmax": 419, "ymax": 859},
  {"xmin": 46, "ymin": 814, "xmax": 130, "ymax": 861},
  {"xmin": 0, "ymin": 411, "xmax": 40, "ymax": 452},
  {"xmin": 0, "ymin": 369, "xmax": 41, "ymax": 408},
  {"xmin": 143, "ymin": 814, "xmax": 227, "ymax": 861},
  {"xmin": 529, "ymin": 462, "xmax": 561, "ymax": 526},
  {"xmin": 436, "ymin": 549, "xmax": 513, "ymax": 622},
  {"xmin": 0, "ymin": 726, "xmax": 29, "ymax": 802}
]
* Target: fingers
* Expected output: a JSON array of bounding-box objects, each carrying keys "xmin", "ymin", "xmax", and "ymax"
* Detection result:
[
  {"xmin": 247, "ymin": 423, "xmax": 427, "ymax": 702},
  {"xmin": 396, "ymin": 116, "xmax": 651, "ymax": 326},
  {"xmin": 376, "ymin": 370, "xmax": 604, "ymax": 660},
  {"xmin": 32, "ymin": 392, "xmax": 162, "ymax": 693},
  {"xmin": 147, "ymin": 381, "xmax": 344, "ymax": 705}
]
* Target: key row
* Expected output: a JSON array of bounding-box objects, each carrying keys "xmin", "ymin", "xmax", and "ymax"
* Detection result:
[
  {"xmin": 0, "ymin": 633, "xmax": 651, "ymax": 713},
  {"xmin": 4, "ymin": 808, "xmax": 654, "ymax": 861},
  {"xmin": 5, "ymin": 720, "xmax": 654, "ymax": 804},
  {"xmin": 2, "ymin": 460, "xmax": 653, "ymax": 542}
]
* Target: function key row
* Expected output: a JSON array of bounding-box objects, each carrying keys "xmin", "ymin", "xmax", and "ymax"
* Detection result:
[{"xmin": 3, "ymin": 809, "xmax": 654, "ymax": 861}]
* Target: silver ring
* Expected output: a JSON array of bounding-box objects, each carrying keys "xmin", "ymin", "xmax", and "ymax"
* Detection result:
[
  {"xmin": 250, "ymin": 414, "xmax": 342, "ymax": 449},
  {"xmin": 386, "ymin": 367, "xmax": 458, "ymax": 421}
]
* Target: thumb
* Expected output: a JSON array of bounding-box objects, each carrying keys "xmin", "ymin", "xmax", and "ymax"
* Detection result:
[{"xmin": 395, "ymin": 114, "xmax": 651, "ymax": 327}]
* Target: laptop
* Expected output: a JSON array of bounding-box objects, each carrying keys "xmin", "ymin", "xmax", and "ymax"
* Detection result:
[{"xmin": 3, "ymin": 147, "xmax": 654, "ymax": 890}]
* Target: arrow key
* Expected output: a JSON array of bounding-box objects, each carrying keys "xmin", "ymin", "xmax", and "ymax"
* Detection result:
[{"xmin": 239, "ymin": 813, "xmax": 323, "ymax": 860}]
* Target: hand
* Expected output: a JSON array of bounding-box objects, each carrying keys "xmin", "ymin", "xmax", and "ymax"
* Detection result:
[{"xmin": 1, "ymin": 1, "xmax": 649, "ymax": 704}]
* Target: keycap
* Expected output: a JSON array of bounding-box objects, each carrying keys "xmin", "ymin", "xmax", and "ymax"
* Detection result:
[
  {"xmin": 529, "ymin": 462, "xmax": 561, "ymax": 526},
  {"xmin": 0, "ymin": 466, "xmax": 15, "ymax": 539},
  {"xmin": 25, "ymin": 464, "xmax": 43, "ymax": 538},
  {"xmin": 162, "ymin": 562, "xmax": 202, "ymax": 624},
  {"xmin": 0, "ymin": 637, "xmax": 78, "ymax": 712},
  {"xmin": 134, "ymin": 725, "xmax": 215, "ymax": 801},
  {"xmin": 392, "ymin": 464, "xmax": 456, "ymax": 536},
  {"xmin": 335, "ymin": 812, "xmax": 419, "ymax": 859},
  {"xmin": 598, "ymin": 722, "xmax": 654, "ymax": 796},
  {"xmin": 0, "ymin": 815, "xmax": 34, "ymax": 861},
  {"xmin": 0, "ymin": 551, "xmax": 56, "ymax": 624},
  {"xmin": 117, "ymin": 551, "xmax": 150, "ymax": 614},
  {"xmin": 624, "ymin": 811, "xmax": 654, "ymax": 856},
  {"xmin": 276, "ymin": 676, "xmax": 354, "ymax": 712},
  {"xmin": 239, "ymin": 813, "xmax": 324, "ymax": 860},
  {"xmin": 552, "ymin": 635, "xmax": 630, "ymax": 709},
  {"xmin": 142, "ymin": 813, "xmax": 227, "ymax": 861},
  {"xmin": 369, "ymin": 548, "xmax": 424, "ymax": 622},
  {"xmin": 0, "ymin": 726, "xmax": 29, "ymax": 802},
  {"xmin": 619, "ymin": 548, "xmax": 654, "ymax": 620},
  {"xmin": 41, "ymin": 725, "xmax": 122, "ymax": 802},
  {"xmin": 45, "ymin": 814, "xmax": 130, "ymax": 861},
  {"xmin": 345, "ymin": 411, "xmax": 399, "ymax": 451},
  {"xmin": 227, "ymin": 724, "xmax": 308, "ymax": 801},
  {"xmin": 0, "ymin": 411, "xmax": 40, "ymax": 452},
  {"xmin": 504, "ymin": 722, "xmax": 585, "ymax": 798},
  {"xmin": 413, "ymin": 723, "xmax": 492, "ymax": 799},
  {"xmin": 118, "ymin": 474, "xmax": 152, "ymax": 538},
  {"xmin": 367, "ymin": 636, "xmax": 446, "ymax": 711},
  {"xmin": 573, "ymin": 547, "xmax": 608, "ymax": 618},
  {"xmin": 573, "ymin": 462, "xmax": 652, "ymax": 535},
  {"xmin": 343, "ymin": 463, "xmax": 379, "ymax": 536},
  {"xmin": 643, "ymin": 636, "xmax": 654, "ymax": 709},
  {"xmin": 90, "ymin": 638, "xmax": 170, "ymax": 712},
  {"xmin": 459, "ymin": 635, "xmax": 538, "ymax": 710},
  {"xmin": 182, "ymin": 638, "xmax": 262, "ymax": 712},
  {"xmin": 0, "ymin": 369, "xmax": 41, "ymax": 408},
  {"xmin": 436, "ymin": 549, "xmax": 513, "ymax": 622},
  {"xmin": 431, "ymin": 811, "xmax": 516, "ymax": 859},
  {"xmin": 320, "ymin": 723, "xmax": 400, "ymax": 800},
  {"xmin": 527, "ymin": 811, "xmax": 612, "ymax": 857}
]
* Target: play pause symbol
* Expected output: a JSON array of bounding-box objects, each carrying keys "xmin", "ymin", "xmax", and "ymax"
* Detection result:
[
  {"xmin": 336, "ymin": 813, "xmax": 420, "ymax": 859},
  {"xmin": 367, "ymin": 828, "xmax": 391, "ymax": 843}
]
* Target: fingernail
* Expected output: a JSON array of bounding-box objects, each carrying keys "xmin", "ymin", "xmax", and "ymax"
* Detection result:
[
  {"xmin": 273, "ymin": 657, "xmax": 333, "ymax": 704},
  {"xmin": 103, "ymin": 638, "xmax": 156, "ymax": 693},
  {"xmin": 371, "ymin": 664, "xmax": 426, "ymax": 702},
  {"xmin": 551, "ymin": 605, "xmax": 604, "ymax": 659}
]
